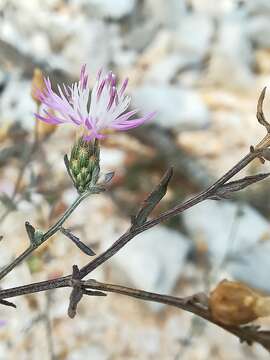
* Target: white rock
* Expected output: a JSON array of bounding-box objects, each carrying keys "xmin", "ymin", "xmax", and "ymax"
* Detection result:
[
  {"xmin": 85, "ymin": 0, "xmax": 137, "ymax": 19},
  {"xmin": 207, "ymin": 13, "xmax": 254, "ymax": 89},
  {"xmin": 183, "ymin": 200, "xmax": 270, "ymax": 291},
  {"xmin": 110, "ymin": 225, "xmax": 190, "ymax": 296},
  {"xmin": 145, "ymin": 0, "xmax": 186, "ymax": 27},
  {"xmin": 173, "ymin": 14, "xmax": 214, "ymax": 60},
  {"xmin": 62, "ymin": 20, "xmax": 111, "ymax": 75},
  {"xmin": 183, "ymin": 200, "xmax": 269, "ymax": 261},
  {"xmin": 145, "ymin": 54, "xmax": 194, "ymax": 84},
  {"xmin": 68, "ymin": 345, "xmax": 108, "ymax": 360},
  {"xmin": 133, "ymin": 85, "xmax": 210, "ymax": 131},
  {"xmin": 0, "ymin": 78, "xmax": 35, "ymax": 130},
  {"xmin": 247, "ymin": 16, "xmax": 270, "ymax": 48},
  {"xmin": 245, "ymin": 0, "xmax": 270, "ymax": 15},
  {"xmin": 227, "ymin": 243, "xmax": 270, "ymax": 292}
]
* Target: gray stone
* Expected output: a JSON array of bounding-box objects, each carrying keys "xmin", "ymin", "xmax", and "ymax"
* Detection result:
[
  {"xmin": 247, "ymin": 16, "xmax": 270, "ymax": 48},
  {"xmin": 133, "ymin": 85, "xmax": 210, "ymax": 131},
  {"xmin": 173, "ymin": 14, "xmax": 214, "ymax": 60},
  {"xmin": 207, "ymin": 13, "xmax": 254, "ymax": 89},
  {"xmin": 68, "ymin": 345, "xmax": 108, "ymax": 360},
  {"xmin": 183, "ymin": 200, "xmax": 269, "ymax": 261},
  {"xmin": 183, "ymin": 200, "xmax": 270, "ymax": 291},
  {"xmin": 110, "ymin": 225, "xmax": 190, "ymax": 296},
  {"xmin": 85, "ymin": 0, "xmax": 137, "ymax": 19},
  {"xmin": 146, "ymin": 0, "xmax": 186, "ymax": 28},
  {"xmin": 0, "ymin": 78, "xmax": 35, "ymax": 130}
]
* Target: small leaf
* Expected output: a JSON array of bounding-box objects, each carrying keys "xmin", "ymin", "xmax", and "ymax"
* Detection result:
[
  {"xmin": 104, "ymin": 171, "xmax": 114, "ymax": 184},
  {"xmin": 68, "ymin": 265, "xmax": 83, "ymax": 319},
  {"xmin": 60, "ymin": 227, "xmax": 96, "ymax": 256},
  {"xmin": 64, "ymin": 154, "xmax": 76, "ymax": 188},
  {"xmin": 25, "ymin": 221, "xmax": 36, "ymax": 243},
  {"xmin": 210, "ymin": 173, "xmax": 270, "ymax": 200},
  {"xmin": 0, "ymin": 299, "xmax": 16, "ymax": 308},
  {"xmin": 132, "ymin": 167, "xmax": 173, "ymax": 228}
]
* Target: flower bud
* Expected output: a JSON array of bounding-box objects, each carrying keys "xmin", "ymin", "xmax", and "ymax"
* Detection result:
[
  {"xmin": 209, "ymin": 280, "xmax": 270, "ymax": 326},
  {"xmin": 68, "ymin": 138, "xmax": 100, "ymax": 193}
]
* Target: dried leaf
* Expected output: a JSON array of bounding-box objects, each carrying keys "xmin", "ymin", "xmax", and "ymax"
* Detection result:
[
  {"xmin": 25, "ymin": 221, "xmax": 36, "ymax": 244},
  {"xmin": 132, "ymin": 167, "xmax": 173, "ymax": 227},
  {"xmin": 210, "ymin": 173, "xmax": 270, "ymax": 200},
  {"xmin": 60, "ymin": 227, "xmax": 96, "ymax": 256},
  {"xmin": 0, "ymin": 299, "xmax": 16, "ymax": 308},
  {"xmin": 104, "ymin": 172, "xmax": 114, "ymax": 184},
  {"xmin": 257, "ymin": 87, "xmax": 270, "ymax": 132},
  {"xmin": 68, "ymin": 265, "xmax": 83, "ymax": 319}
]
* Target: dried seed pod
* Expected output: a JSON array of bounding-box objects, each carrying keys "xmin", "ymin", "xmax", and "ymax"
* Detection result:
[{"xmin": 209, "ymin": 280, "xmax": 270, "ymax": 326}]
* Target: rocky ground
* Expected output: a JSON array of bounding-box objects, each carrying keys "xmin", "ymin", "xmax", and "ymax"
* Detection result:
[{"xmin": 1, "ymin": 0, "xmax": 270, "ymax": 359}]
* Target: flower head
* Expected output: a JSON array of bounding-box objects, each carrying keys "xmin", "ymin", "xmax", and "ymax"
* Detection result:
[{"xmin": 35, "ymin": 65, "xmax": 155, "ymax": 141}]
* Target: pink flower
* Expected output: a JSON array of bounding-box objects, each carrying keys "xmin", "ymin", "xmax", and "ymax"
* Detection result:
[{"xmin": 35, "ymin": 65, "xmax": 155, "ymax": 140}]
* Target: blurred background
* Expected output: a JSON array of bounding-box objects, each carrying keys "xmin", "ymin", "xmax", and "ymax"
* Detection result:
[{"xmin": 1, "ymin": 0, "xmax": 270, "ymax": 358}]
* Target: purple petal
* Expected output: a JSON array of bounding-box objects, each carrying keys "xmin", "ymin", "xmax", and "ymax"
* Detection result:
[{"xmin": 119, "ymin": 78, "xmax": 128, "ymax": 97}]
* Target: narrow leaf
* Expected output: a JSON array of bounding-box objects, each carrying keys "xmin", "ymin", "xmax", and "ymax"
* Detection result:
[
  {"xmin": 60, "ymin": 227, "xmax": 96, "ymax": 256},
  {"xmin": 64, "ymin": 154, "xmax": 76, "ymax": 187},
  {"xmin": 132, "ymin": 167, "xmax": 173, "ymax": 227},
  {"xmin": 25, "ymin": 221, "xmax": 36, "ymax": 243},
  {"xmin": 0, "ymin": 299, "xmax": 16, "ymax": 308},
  {"xmin": 104, "ymin": 171, "xmax": 115, "ymax": 184},
  {"xmin": 210, "ymin": 173, "xmax": 270, "ymax": 200}
]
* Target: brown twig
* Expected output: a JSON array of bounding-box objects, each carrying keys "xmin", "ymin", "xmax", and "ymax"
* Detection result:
[{"xmin": 1, "ymin": 276, "xmax": 270, "ymax": 352}]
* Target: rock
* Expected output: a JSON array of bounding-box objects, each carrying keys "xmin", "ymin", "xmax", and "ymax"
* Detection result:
[
  {"xmin": 207, "ymin": 13, "xmax": 254, "ymax": 89},
  {"xmin": 0, "ymin": 77, "xmax": 35, "ymax": 130},
  {"xmin": 109, "ymin": 225, "xmax": 190, "ymax": 297},
  {"xmin": 68, "ymin": 345, "xmax": 108, "ymax": 360},
  {"xmin": 62, "ymin": 20, "xmax": 112, "ymax": 75},
  {"xmin": 132, "ymin": 85, "xmax": 210, "ymax": 131},
  {"xmin": 183, "ymin": 200, "xmax": 270, "ymax": 292},
  {"xmin": 227, "ymin": 242, "xmax": 270, "ymax": 293},
  {"xmin": 144, "ymin": 54, "xmax": 195, "ymax": 84},
  {"xmin": 245, "ymin": 0, "xmax": 270, "ymax": 15},
  {"xmin": 173, "ymin": 14, "xmax": 214, "ymax": 60},
  {"xmin": 183, "ymin": 200, "xmax": 269, "ymax": 261},
  {"xmin": 145, "ymin": 0, "xmax": 186, "ymax": 28},
  {"xmin": 85, "ymin": 0, "xmax": 137, "ymax": 19},
  {"xmin": 247, "ymin": 16, "xmax": 270, "ymax": 48}
]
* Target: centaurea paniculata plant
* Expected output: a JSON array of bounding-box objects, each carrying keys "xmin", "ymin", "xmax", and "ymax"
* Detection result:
[{"xmin": 1, "ymin": 66, "xmax": 270, "ymax": 355}]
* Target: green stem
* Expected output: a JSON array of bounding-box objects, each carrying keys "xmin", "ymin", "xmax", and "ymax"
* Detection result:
[
  {"xmin": 0, "ymin": 190, "xmax": 93, "ymax": 281},
  {"xmin": 42, "ymin": 190, "xmax": 90, "ymax": 241}
]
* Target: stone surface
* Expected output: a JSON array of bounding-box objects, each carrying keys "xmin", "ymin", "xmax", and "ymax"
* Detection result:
[
  {"xmin": 183, "ymin": 200, "xmax": 270, "ymax": 291},
  {"xmin": 109, "ymin": 225, "xmax": 190, "ymax": 296},
  {"xmin": 133, "ymin": 85, "xmax": 210, "ymax": 132}
]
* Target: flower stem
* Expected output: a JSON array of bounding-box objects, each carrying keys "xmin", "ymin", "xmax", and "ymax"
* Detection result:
[{"xmin": 0, "ymin": 189, "xmax": 94, "ymax": 281}]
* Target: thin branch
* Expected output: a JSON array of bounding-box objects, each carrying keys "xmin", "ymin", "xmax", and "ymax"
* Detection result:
[
  {"xmin": 1, "ymin": 277, "xmax": 270, "ymax": 352},
  {"xmin": 0, "ymin": 189, "xmax": 99, "ymax": 280},
  {"xmin": 78, "ymin": 149, "xmax": 261, "ymax": 279}
]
